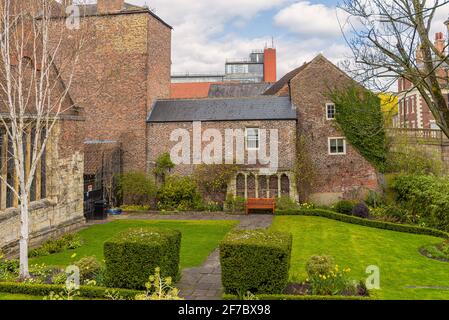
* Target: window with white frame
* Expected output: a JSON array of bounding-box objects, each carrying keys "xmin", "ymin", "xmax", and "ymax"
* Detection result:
[
  {"xmin": 328, "ymin": 137, "xmax": 346, "ymax": 155},
  {"xmin": 326, "ymin": 103, "xmax": 336, "ymax": 120},
  {"xmin": 246, "ymin": 128, "xmax": 260, "ymax": 150}
]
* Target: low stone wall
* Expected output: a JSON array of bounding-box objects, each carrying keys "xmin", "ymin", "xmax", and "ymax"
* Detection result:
[{"xmin": 0, "ymin": 200, "xmax": 85, "ymax": 257}]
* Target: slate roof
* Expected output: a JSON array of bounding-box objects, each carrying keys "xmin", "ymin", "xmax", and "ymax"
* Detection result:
[
  {"xmin": 147, "ymin": 97, "xmax": 296, "ymax": 122},
  {"xmin": 264, "ymin": 62, "xmax": 310, "ymax": 96},
  {"xmin": 208, "ymin": 83, "xmax": 271, "ymax": 98}
]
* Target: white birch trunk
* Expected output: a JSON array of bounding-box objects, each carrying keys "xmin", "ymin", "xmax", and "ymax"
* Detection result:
[{"xmin": 19, "ymin": 197, "xmax": 29, "ymax": 278}]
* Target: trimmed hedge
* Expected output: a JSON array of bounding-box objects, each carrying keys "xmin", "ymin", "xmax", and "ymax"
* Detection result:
[
  {"xmin": 220, "ymin": 229, "xmax": 292, "ymax": 295},
  {"xmin": 223, "ymin": 293, "xmax": 373, "ymax": 300},
  {"xmin": 275, "ymin": 209, "xmax": 449, "ymax": 239},
  {"xmin": 104, "ymin": 227, "xmax": 181, "ymax": 290},
  {"xmin": 0, "ymin": 282, "xmax": 141, "ymax": 299}
]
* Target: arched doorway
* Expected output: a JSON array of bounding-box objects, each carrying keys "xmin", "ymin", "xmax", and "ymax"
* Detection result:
[
  {"xmin": 247, "ymin": 174, "xmax": 256, "ymax": 198},
  {"xmin": 258, "ymin": 175, "xmax": 268, "ymax": 198},
  {"xmin": 269, "ymin": 175, "xmax": 278, "ymax": 198},
  {"xmin": 236, "ymin": 173, "xmax": 245, "ymax": 198},
  {"xmin": 281, "ymin": 174, "xmax": 290, "ymax": 196}
]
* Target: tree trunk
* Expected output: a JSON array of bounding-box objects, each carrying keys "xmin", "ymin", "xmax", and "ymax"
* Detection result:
[{"xmin": 19, "ymin": 195, "xmax": 30, "ymax": 279}]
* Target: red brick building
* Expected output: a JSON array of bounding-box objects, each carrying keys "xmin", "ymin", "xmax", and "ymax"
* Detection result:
[
  {"xmin": 59, "ymin": 0, "xmax": 172, "ymax": 172},
  {"xmin": 264, "ymin": 55, "xmax": 380, "ymax": 204},
  {"xmin": 397, "ymin": 32, "xmax": 448, "ymax": 130},
  {"xmin": 148, "ymin": 55, "xmax": 380, "ymax": 205}
]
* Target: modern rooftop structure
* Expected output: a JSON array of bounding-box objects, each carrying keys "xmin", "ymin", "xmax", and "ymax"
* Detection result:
[{"xmin": 171, "ymin": 47, "xmax": 277, "ymax": 84}]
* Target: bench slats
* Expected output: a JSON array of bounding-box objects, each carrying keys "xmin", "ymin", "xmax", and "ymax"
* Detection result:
[{"xmin": 245, "ymin": 198, "xmax": 276, "ymax": 215}]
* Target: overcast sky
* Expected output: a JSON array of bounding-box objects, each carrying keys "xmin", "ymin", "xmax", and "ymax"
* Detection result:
[{"xmin": 125, "ymin": 0, "xmax": 449, "ymax": 79}]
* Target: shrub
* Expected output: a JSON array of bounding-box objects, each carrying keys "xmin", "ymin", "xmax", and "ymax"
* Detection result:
[
  {"xmin": 74, "ymin": 256, "xmax": 102, "ymax": 282},
  {"xmin": 386, "ymin": 141, "xmax": 444, "ymax": 176},
  {"xmin": 153, "ymin": 153, "xmax": 175, "ymax": 183},
  {"xmin": 370, "ymin": 205, "xmax": 409, "ymax": 223},
  {"xmin": 392, "ymin": 174, "xmax": 449, "ymax": 231},
  {"xmin": 352, "ymin": 202, "xmax": 370, "ymax": 219},
  {"xmin": 28, "ymin": 263, "xmax": 59, "ymax": 284},
  {"xmin": 306, "ymin": 255, "xmax": 335, "ymax": 277},
  {"xmin": 117, "ymin": 172, "xmax": 157, "ymax": 206},
  {"xmin": 202, "ymin": 201, "xmax": 223, "ymax": 212},
  {"xmin": 29, "ymin": 233, "xmax": 82, "ymax": 258},
  {"xmin": 104, "ymin": 227, "xmax": 181, "ymax": 290},
  {"xmin": 421, "ymin": 241, "xmax": 449, "ymax": 262},
  {"xmin": 365, "ymin": 190, "xmax": 384, "ymax": 208},
  {"xmin": 220, "ymin": 229, "xmax": 292, "ymax": 294},
  {"xmin": 334, "ymin": 200, "xmax": 355, "ymax": 215},
  {"xmin": 193, "ymin": 164, "xmax": 240, "ymax": 201},
  {"xmin": 276, "ymin": 196, "xmax": 300, "ymax": 211},
  {"xmin": 0, "ymin": 253, "xmax": 19, "ymax": 282},
  {"xmin": 224, "ymin": 194, "xmax": 246, "ymax": 214},
  {"xmin": 157, "ymin": 176, "xmax": 203, "ymax": 211},
  {"xmin": 51, "ymin": 272, "xmax": 67, "ymax": 285},
  {"xmin": 0, "ymin": 282, "xmax": 141, "ymax": 299}
]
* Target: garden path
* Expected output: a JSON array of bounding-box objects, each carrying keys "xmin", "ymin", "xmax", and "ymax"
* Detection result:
[{"xmin": 175, "ymin": 214, "xmax": 274, "ymax": 300}]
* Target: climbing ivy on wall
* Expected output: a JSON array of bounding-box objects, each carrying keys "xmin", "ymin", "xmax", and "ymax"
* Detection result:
[
  {"xmin": 330, "ymin": 85, "xmax": 387, "ymax": 172},
  {"xmin": 294, "ymin": 134, "xmax": 316, "ymax": 202}
]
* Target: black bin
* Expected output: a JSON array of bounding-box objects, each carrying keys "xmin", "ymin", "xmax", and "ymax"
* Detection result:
[{"xmin": 93, "ymin": 200, "xmax": 107, "ymax": 220}]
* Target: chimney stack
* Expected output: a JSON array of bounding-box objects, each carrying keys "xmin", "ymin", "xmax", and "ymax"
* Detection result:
[
  {"xmin": 435, "ymin": 32, "xmax": 446, "ymax": 55},
  {"xmin": 97, "ymin": 0, "xmax": 125, "ymax": 14},
  {"xmin": 263, "ymin": 47, "xmax": 277, "ymax": 83}
]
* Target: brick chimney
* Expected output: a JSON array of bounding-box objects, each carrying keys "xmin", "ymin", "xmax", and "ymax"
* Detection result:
[
  {"xmin": 435, "ymin": 32, "xmax": 446, "ymax": 55},
  {"xmin": 416, "ymin": 44, "xmax": 424, "ymax": 66},
  {"xmin": 97, "ymin": 0, "xmax": 125, "ymax": 14},
  {"xmin": 263, "ymin": 48, "xmax": 277, "ymax": 83}
]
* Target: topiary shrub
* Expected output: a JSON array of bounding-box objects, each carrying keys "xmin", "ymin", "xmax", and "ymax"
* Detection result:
[
  {"xmin": 103, "ymin": 227, "xmax": 181, "ymax": 290},
  {"xmin": 306, "ymin": 255, "xmax": 335, "ymax": 277},
  {"xmin": 352, "ymin": 202, "xmax": 370, "ymax": 219},
  {"xmin": 220, "ymin": 229, "xmax": 292, "ymax": 295},
  {"xmin": 334, "ymin": 200, "xmax": 355, "ymax": 215}
]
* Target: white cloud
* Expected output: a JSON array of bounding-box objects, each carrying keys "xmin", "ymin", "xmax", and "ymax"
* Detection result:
[
  {"xmin": 126, "ymin": 0, "xmax": 349, "ymax": 78},
  {"xmin": 430, "ymin": 2, "xmax": 449, "ymax": 35},
  {"xmin": 274, "ymin": 1, "xmax": 348, "ymax": 38}
]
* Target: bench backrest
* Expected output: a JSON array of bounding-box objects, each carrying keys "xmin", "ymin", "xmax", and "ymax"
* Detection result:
[{"xmin": 247, "ymin": 198, "xmax": 275, "ymax": 206}]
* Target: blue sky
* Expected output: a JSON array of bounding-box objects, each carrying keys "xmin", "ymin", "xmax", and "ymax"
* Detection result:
[{"xmin": 126, "ymin": 0, "xmax": 449, "ymax": 79}]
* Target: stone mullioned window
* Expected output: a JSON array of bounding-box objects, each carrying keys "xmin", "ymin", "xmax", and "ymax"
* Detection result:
[{"xmin": 0, "ymin": 128, "xmax": 47, "ymax": 210}]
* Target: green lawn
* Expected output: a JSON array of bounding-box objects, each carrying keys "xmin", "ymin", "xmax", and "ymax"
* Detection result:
[
  {"xmin": 31, "ymin": 220, "xmax": 238, "ymax": 270},
  {"xmin": 271, "ymin": 216, "xmax": 449, "ymax": 300},
  {"xmin": 0, "ymin": 293, "xmax": 43, "ymax": 300}
]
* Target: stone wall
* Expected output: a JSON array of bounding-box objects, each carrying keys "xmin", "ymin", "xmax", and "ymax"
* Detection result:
[{"xmin": 0, "ymin": 119, "xmax": 85, "ymax": 257}]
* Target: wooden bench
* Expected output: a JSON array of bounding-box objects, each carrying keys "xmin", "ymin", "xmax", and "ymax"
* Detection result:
[{"xmin": 245, "ymin": 198, "xmax": 276, "ymax": 215}]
